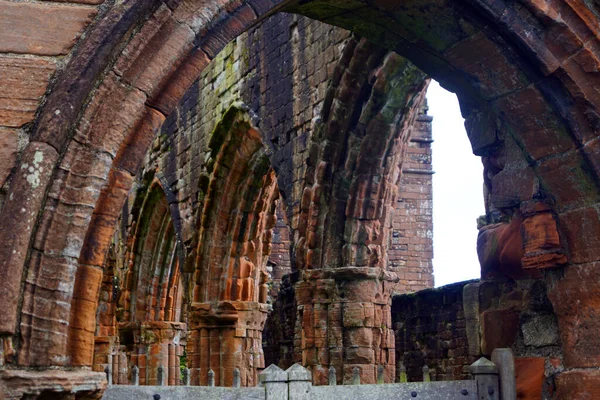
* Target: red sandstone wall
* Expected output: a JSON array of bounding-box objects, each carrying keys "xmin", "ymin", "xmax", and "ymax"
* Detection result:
[
  {"xmin": 0, "ymin": 0, "xmax": 599, "ymax": 397},
  {"xmin": 391, "ymin": 106, "xmax": 435, "ymax": 292},
  {"xmin": 134, "ymin": 14, "xmax": 435, "ymax": 379},
  {"xmin": 267, "ymin": 201, "xmax": 293, "ymax": 303},
  {"xmin": 392, "ymin": 279, "xmax": 563, "ymax": 398},
  {"xmin": 97, "ymin": 14, "xmax": 433, "ymax": 384}
]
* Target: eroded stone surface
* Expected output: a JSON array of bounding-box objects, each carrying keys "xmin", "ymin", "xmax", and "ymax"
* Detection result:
[
  {"xmin": 0, "ymin": 57, "xmax": 57, "ymax": 127},
  {"xmin": 0, "ymin": 369, "xmax": 106, "ymax": 400},
  {"xmin": 0, "ymin": 2, "xmax": 97, "ymax": 56}
]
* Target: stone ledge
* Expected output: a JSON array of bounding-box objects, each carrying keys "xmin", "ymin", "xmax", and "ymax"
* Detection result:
[
  {"xmin": 302, "ymin": 267, "xmax": 400, "ymax": 282},
  {"xmin": 555, "ymin": 369, "xmax": 600, "ymax": 399},
  {"xmin": 402, "ymin": 168, "xmax": 435, "ymax": 175},
  {"xmin": 0, "ymin": 369, "xmax": 106, "ymax": 399}
]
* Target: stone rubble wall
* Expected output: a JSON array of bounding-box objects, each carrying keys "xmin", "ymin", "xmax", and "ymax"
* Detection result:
[{"xmin": 392, "ymin": 278, "xmax": 562, "ymax": 398}]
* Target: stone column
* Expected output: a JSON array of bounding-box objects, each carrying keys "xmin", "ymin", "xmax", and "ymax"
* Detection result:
[
  {"xmin": 187, "ymin": 301, "xmax": 268, "ymax": 386},
  {"xmin": 138, "ymin": 321, "xmax": 186, "ymax": 385},
  {"xmin": 295, "ymin": 267, "xmax": 398, "ymax": 384}
]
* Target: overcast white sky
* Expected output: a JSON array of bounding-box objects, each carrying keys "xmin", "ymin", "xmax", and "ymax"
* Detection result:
[{"xmin": 426, "ymin": 81, "xmax": 484, "ymax": 287}]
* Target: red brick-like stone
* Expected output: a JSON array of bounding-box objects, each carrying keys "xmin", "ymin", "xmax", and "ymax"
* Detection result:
[
  {"xmin": 490, "ymin": 167, "xmax": 537, "ymax": 208},
  {"xmin": 555, "ymin": 369, "xmax": 600, "ymax": 399},
  {"xmin": 558, "ymin": 206, "xmax": 600, "ymax": 264},
  {"xmin": 68, "ymin": 264, "xmax": 103, "ymax": 366},
  {"xmin": 521, "ymin": 209, "xmax": 567, "ymax": 269},
  {"xmin": 171, "ymin": 0, "xmax": 223, "ymax": 31},
  {"xmin": 547, "ymin": 262, "xmax": 600, "ymax": 368},
  {"xmin": 565, "ymin": 47, "xmax": 600, "ymax": 111},
  {"xmin": 199, "ymin": 4, "xmax": 257, "ymax": 58},
  {"xmin": 75, "ymin": 72, "xmax": 148, "ymax": 158},
  {"xmin": 0, "ymin": 57, "xmax": 56, "ymax": 127},
  {"xmin": 443, "ymin": 32, "xmax": 529, "ymax": 100},
  {"xmin": 480, "ymin": 309, "xmax": 519, "ymax": 355},
  {"xmin": 120, "ymin": 16, "xmax": 195, "ymax": 100},
  {"xmin": 514, "ymin": 357, "xmax": 544, "ymax": 400},
  {"xmin": 114, "ymin": 107, "xmax": 166, "ymax": 175},
  {"xmin": 33, "ymin": 199, "xmax": 92, "ymax": 258},
  {"xmin": 0, "ymin": 369, "xmax": 106, "ymax": 399},
  {"xmin": 78, "ymin": 168, "xmax": 133, "ymax": 265},
  {"xmin": 477, "ymin": 217, "xmax": 527, "ymax": 279},
  {"xmin": 18, "ymin": 251, "xmax": 78, "ymax": 366},
  {"xmin": 0, "ymin": 1, "xmax": 97, "ymax": 56},
  {"xmin": 536, "ymin": 150, "xmax": 600, "ymax": 212},
  {"xmin": 148, "ymin": 47, "xmax": 212, "ymax": 114},
  {"xmin": 582, "ymin": 136, "xmax": 600, "ymax": 179},
  {"xmin": 494, "ymin": 85, "xmax": 575, "ymax": 161},
  {"xmin": 114, "ymin": 4, "xmax": 172, "ymax": 75}
]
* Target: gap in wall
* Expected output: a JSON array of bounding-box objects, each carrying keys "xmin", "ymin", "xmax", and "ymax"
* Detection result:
[{"xmin": 427, "ymin": 80, "xmax": 484, "ymax": 287}]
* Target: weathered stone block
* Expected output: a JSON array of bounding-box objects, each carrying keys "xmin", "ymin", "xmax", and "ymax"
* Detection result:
[
  {"xmin": 514, "ymin": 357, "xmax": 544, "ymax": 399},
  {"xmin": 555, "ymin": 369, "xmax": 600, "ymax": 399},
  {"xmin": 536, "ymin": 150, "xmax": 600, "ymax": 212},
  {"xmin": 0, "ymin": 142, "xmax": 59, "ymax": 335},
  {"xmin": 0, "ymin": 57, "xmax": 56, "ymax": 127},
  {"xmin": 521, "ymin": 314, "xmax": 559, "ymax": 347},
  {"xmin": 547, "ymin": 262, "xmax": 600, "ymax": 368},
  {"xmin": 494, "ymin": 86, "xmax": 575, "ymax": 161},
  {"xmin": 345, "ymin": 327, "xmax": 373, "ymax": 348},
  {"xmin": 345, "ymin": 347, "xmax": 374, "ymax": 364},
  {"xmin": 558, "ymin": 206, "xmax": 600, "ymax": 264},
  {"xmin": 480, "ymin": 309, "xmax": 519, "ymax": 355},
  {"xmin": 342, "ymin": 303, "xmax": 365, "ymax": 327},
  {"xmin": 0, "ymin": 2, "xmax": 97, "ymax": 55}
]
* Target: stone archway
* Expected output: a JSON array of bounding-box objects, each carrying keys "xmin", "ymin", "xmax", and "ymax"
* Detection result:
[
  {"xmin": 92, "ymin": 177, "xmax": 187, "ymax": 386},
  {"xmin": 185, "ymin": 105, "xmax": 280, "ymax": 387},
  {"xmin": 0, "ymin": 0, "xmax": 599, "ymax": 397}
]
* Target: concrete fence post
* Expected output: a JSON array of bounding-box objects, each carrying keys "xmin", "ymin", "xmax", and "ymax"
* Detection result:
[
  {"xmin": 183, "ymin": 368, "xmax": 190, "ymax": 386},
  {"xmin": 422, "ymin": 365, "xmax": 430, "ymax": 382},
  {"xmin": 208, "ymin": 369, "xmax": 215, "ymax": 387},
  {"xmin": 233, "ymin": 368, "xmax": 241, "ymax": 388},
  {"xmin": 398, "ymin": 363, "xmax": 407, "ymax": 383},
  {"xmin": 286, "ymin": 363, "xmax": 312, "ymax": 400},
  {"xmin": 470, "ymin": 357, "xmax": 499, "ymax": 400},
  {"xmin": 377, "ymin": 365, "xmax": 384, "ymax": 384},
  {"xmin": 491, "ymin": 348, "xmax": 516, "ymax": 400},
  {"xmin": 328, "ymin": 366, "xmax": 336, "ymax": 386},
  {"xmin": 119, "ymin": 352, "xmax": 128, "ymax": 384},
  {"xmin": 105, "ymin": 364, "xmax": 113, "ymax": 386},
  {"xmin": 260, "ymin": 364, "xmax": 288, "ymax": 400},
  {"xmin": 351, "ymin": 367, "xmax": 360, "ymax": 385},
  {"xmin": 131, "ymin": 365, "xmax": 139, "ymax": 386},
  {"xmin": 423, "ymin": 365, "xmax": 431, "ymax": 382},
  {"xmin": 157, "ymin": 365, "xmax": 166, "ymax": 386}
]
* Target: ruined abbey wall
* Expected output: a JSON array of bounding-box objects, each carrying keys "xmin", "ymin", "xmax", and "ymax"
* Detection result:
[
  {"xmin": 2, "ymin": 0, "xmax": 600, "ymax": 397},
  {"xmin": 94, "ymin": 13, "xmax": 434, "ymax": 387},
  {"xmin": 393, "ymin": 279, "xmax": 562, "ymax": 398}
]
